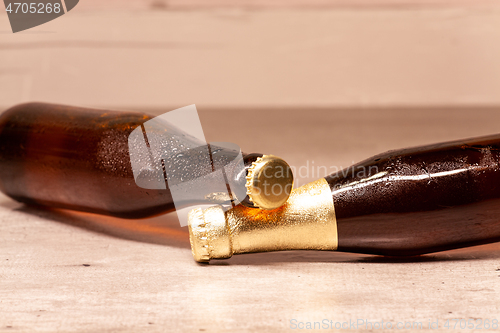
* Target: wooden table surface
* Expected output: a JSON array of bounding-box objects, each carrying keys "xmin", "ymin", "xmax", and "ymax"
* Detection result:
[{"xmin": 1, "ymin": 106, "xmax": 500, "ymax": 332}]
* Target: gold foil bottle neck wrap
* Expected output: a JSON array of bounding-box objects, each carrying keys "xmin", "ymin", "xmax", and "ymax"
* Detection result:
[
  {"xmin": 188, "ymin": 178, "xmax": 337, "ymax": 262},
  {"xmin": 245, "ymin": 155, "xmax": 294, "ymax": 210}
]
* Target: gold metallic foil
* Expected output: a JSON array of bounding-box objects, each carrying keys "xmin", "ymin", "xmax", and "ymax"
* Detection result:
[{"xmin": 188, "ymin": 178, "xmax": 337, "ymax": 262}]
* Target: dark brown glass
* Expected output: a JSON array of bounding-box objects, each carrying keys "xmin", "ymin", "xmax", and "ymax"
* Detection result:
[
  {"xmin": 0, "ymin": 103, "xmax": 260, "ymax": 218},
  {"xmin": 326, "ymin": 135, "xmax": 500, "ymax": 256}
]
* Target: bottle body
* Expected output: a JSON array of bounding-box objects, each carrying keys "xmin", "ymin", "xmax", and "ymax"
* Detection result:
[
  {"xmin": 327, "ymin": 135, "xmax": 500, "ymax": 255},
  {"xmin": 0, "ymin": 103, "xmax": 262, "ymax": 218},
  {"xmin": 0, "ymin": 103, "xmax": 176, "ymax": 218}
]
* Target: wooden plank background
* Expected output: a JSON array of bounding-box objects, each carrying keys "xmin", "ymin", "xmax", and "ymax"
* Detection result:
[
  {"xmin": 76, "ymin": 0, "xmax": 500, "ymax": 10},
  {"xmin": 1, "ymin": 2, "xmax": 499, "ymax": 109}
]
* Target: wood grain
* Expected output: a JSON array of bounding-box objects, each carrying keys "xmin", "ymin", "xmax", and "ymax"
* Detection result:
[
  {"xmin": 1, "ymin": 106, "xmax": 500, "ymax": 332},
  {"xmin": 1, "ymin": 7, "xmax": 500, "ymax": 108}
]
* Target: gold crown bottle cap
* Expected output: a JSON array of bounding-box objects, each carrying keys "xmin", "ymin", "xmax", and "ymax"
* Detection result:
[{"xmin": 245, "ymin": 155, "xmax": 294, "ymax": 210}]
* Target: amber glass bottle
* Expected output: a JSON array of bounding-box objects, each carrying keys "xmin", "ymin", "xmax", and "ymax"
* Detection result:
[
  {"xmin": 0, "ymin": 103, "xmax": 262, "ymax": 218},
  {"xmin": 327, "ymin": 135, "xmax": 500, "ymax": 256}
]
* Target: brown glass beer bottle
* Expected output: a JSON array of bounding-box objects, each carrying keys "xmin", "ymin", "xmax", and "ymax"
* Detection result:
[{"xmin": 0, "ymin": 103, "xmax": 292, "ymax": 218}]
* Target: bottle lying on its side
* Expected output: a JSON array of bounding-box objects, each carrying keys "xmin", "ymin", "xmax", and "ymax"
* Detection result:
[
  {"xmin": 0, "ymin": 103, "xmax": 293, "ymax": 220},
  {"xmin": 188, "ymin": 132, "xmax": 500, "ymax": 262}
]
